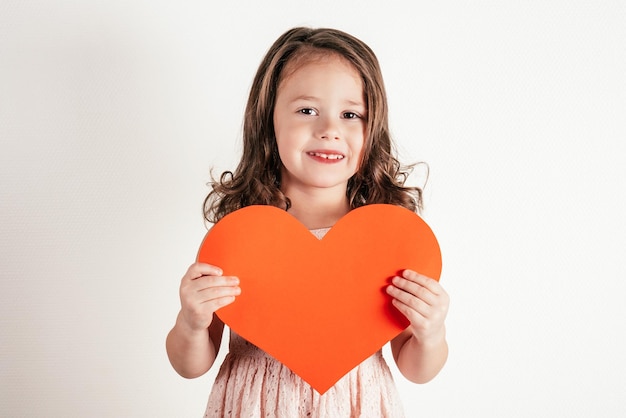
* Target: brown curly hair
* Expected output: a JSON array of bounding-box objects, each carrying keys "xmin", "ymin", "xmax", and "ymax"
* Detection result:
[{"xmin": 204, "ymin": 27, "xmax": 424, "ymax": 224}]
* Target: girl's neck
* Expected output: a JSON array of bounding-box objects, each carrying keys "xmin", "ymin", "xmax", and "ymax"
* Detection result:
[{"xmin": 283, "ymin": 186, "xmax": 350, "ymax": 230}]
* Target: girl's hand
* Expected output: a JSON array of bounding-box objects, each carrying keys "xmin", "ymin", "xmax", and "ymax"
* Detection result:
[
  {"xmin": 178, "ymin": 262, "xmax": 241, "ymax": 333},
  {"xmin": 386, "ymin": 269, "xmax": 449, "ymax": 345}
]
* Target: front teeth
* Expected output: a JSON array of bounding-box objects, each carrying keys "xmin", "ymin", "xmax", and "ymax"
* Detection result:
[{"xmin": 309, "ymin": 152, "xmax": 344, "ymax": 160}]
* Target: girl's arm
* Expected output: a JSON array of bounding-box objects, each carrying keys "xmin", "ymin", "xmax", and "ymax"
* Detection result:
[
  {"xmin": 166, "ymin": 312, "xmax": 224, "ymax": 378},
  {"xmin": 387, "ymin": 269, "xmax": 449, "ymax": 383},
  {"xmin": 166, "ymin": 263, "xmax": 240, "ymax": 378}
]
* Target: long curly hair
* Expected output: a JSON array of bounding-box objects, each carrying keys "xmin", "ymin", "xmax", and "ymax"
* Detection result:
[{"xmin": 204, "ymin": 27, "xmax": 424, "ymax": 224}]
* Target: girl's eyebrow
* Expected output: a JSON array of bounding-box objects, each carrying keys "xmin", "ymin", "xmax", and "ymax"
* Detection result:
[
  {"xmin": 290, "ymin": 95, "xmax": 319, "ymax": 103},
  {"xmin": 344, "ymin": 99, "xmax": 366, "ymax": 108},
  {"xmin": 290, "ymin": 95, "xmax": 365, "ymax": 108}
]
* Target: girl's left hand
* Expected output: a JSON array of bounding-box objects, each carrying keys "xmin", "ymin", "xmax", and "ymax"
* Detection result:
[{"xmin": 386, "ymin": 269, "xmax": 449, "ymax": 344}]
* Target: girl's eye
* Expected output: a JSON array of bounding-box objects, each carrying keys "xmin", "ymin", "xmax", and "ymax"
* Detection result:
[
  {"xmin": 343, "ymin": 112, "xmax": 361, "ymax": 119},
  {"xmin": 298, "ymin": 108, "xmax": 317, "ymax": 116}
]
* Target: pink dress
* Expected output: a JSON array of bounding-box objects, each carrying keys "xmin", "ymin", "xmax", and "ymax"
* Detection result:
[{"xmin": 204, "ymin": 228, "xmax": 406, "ymax": 418}]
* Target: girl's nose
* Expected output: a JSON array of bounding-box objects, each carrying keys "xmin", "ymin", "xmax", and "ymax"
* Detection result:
[{"xmin": 317, "ymin": 116, "xmax": 341, "ymax": 140}]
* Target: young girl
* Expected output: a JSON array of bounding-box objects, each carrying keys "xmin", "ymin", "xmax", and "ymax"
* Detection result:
[{"xmin": 166, "ymin": 27, "xmax": 449, "ymax": 417}]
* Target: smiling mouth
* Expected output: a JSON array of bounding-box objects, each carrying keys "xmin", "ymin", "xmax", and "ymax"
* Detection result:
[{"xmin": 307, "ymin": 152, "xmax": 345, "ymax": 160}]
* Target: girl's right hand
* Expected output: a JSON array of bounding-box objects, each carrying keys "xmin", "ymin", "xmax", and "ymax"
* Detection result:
[{"xmin": 178, "ymin": 262, "xmax": 241, "ymax": 332}]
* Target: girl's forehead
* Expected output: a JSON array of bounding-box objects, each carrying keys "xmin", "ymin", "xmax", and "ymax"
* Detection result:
[
  {"xmin": 276, "ymin": 56, "xmax": 364, "ymax": 105},
  {"xmin": 280, "ymin": 50, "xmax": 359, "ymax": 84}
]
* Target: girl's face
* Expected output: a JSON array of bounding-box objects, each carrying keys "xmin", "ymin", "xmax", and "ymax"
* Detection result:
[{"xmin": 273, "ymin": 55, "xmax": 366, "ymax": 196}]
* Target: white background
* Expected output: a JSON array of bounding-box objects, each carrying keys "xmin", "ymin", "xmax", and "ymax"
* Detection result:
[{"xmin": 1, "ymin": 1, "xmax": 625, "ymax": 417}]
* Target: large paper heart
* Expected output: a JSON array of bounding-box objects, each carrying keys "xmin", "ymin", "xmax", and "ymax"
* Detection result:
[{"xmin": 197, "ymin": 204, "xmax": 441, "ymax": 394}]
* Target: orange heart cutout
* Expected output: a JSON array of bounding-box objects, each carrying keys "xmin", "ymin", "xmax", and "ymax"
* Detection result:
[{"xmin": 197, "ymin": 204, "xmax": 442, "ymax": 394}]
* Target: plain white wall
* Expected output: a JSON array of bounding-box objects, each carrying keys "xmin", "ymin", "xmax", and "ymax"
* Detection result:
[{"xmin": 1, "ymin": 1, "xmax": 625, "ymax": 416}]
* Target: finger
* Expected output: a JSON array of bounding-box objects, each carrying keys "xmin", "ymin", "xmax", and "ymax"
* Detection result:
[
  {"xmin": 197, "ymin": 284, "xmax": 241, "ymax": 303},
  {"xmin": 391, "ymin": 276, "xmax": 436, "ymax": 305},
  {"xmin": 387, "ymin": 284, "xmax": 431, "ymax": 316},
  {"xmin": 193, "ymin": 275, "xmax": 240, "ymax": 291},
  {"xmin": 204, "ymin": 295, "xmax": 238, "ymax": 312},
  {"xmin": 186, "ymin": 262, "xmax": 223, "ymax": 279},
  {"xmin": 402, "ymin": 271, "xmax": 450, "ymax": 310},
  {"xmin": 390, "ymin": 298, "xmax": 430, "ymax": 330},
  {"xmin": 402, "ymin": 269, "xmax": 443, "ymax": 295},
  {"xmin": 181, "ymin": 276, "xmax": 240, "ymax": 306}
]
